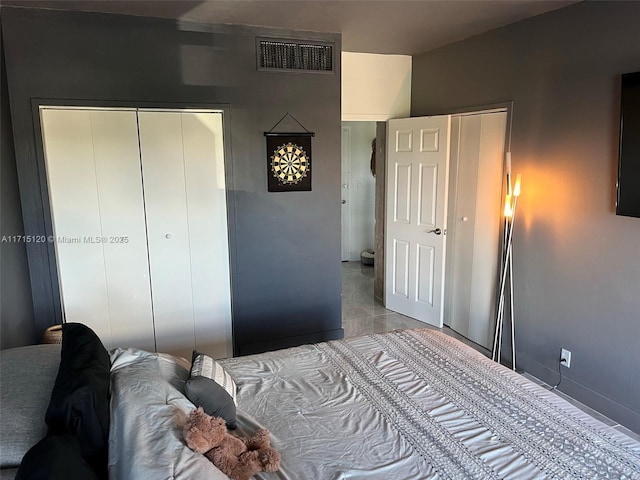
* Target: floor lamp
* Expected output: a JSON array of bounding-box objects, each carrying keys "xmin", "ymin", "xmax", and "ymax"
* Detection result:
[{"xmin": 492, "ymin": 157, "xmax": 521, "ymax": 371}]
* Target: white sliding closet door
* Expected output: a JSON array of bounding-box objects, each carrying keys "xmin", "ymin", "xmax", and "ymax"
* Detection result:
[
  {"xmin": 137, "ymin": 110, "xmax": 232, "ymax": 359},
  {"xmin": 41, "ymin": 108, "xmax": 155, "ymax": 350}
]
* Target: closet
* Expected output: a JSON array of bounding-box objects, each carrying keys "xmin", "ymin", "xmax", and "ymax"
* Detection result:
[
  {"xmin": 444, "ymin": 111, "xmax": 507, "ymax": 349},
  {"xmin": 40, "ymin": 107, "xmax": 232, "ymax": 359}
]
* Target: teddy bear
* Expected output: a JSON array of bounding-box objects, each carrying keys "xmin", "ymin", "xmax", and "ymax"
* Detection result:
[{"xmin": 184, "ymin": 407, "xmax": 281, "ymax": 480}]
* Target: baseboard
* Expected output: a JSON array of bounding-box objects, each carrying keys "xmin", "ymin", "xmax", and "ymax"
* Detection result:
[{"xmin": 518, "ymin": 352, "xmax": 640, "ymax": 434}]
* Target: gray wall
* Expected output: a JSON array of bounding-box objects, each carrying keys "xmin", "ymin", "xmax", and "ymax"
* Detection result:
[
  {"xmin": 412, "ymin": 1, "xmax": 640, "ymax": 432},
  {"xmin": 0, "ymin": 19, "xmax": 36, "ymax": 348},
  {"xmin": 1, "ymin": 7, "xmax": 342, "ymax": 354}
]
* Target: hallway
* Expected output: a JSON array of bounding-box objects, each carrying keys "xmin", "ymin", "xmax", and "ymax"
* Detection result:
[{"xmin": 341, "ymin": 261, "xmax": 490, "ymax": 356}]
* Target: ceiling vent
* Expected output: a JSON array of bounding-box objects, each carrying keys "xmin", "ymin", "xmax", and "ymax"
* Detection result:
[{"xmin": 258, "ymin": 39, "xmax": 334, "ymax": 73}]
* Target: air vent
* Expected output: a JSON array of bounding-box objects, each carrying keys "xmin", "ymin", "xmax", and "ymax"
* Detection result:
[{"xmin": 258, "ymin": 39, "xmax": 334, "ymax": 73}]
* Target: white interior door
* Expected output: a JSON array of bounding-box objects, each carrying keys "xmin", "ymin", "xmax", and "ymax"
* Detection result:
[
  {"xmin": 385, "ymin": 115, "xmax": 450, "ymax": 327},
  {"xmin": 138, "ymin": 110, "xmax": 232, "ymax": 359},
  {"xmin": 41, "ymin": 107, "xmax": 155, "ymax": 350},
  {"xmin": 341, "ymin": 126, "xmax": 351, "ymax": 262}
]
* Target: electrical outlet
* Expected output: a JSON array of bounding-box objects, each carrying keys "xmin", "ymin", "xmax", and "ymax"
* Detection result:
[{"xmin": 560, "ymin": 348, "xmax": 572, "ymax": 368}]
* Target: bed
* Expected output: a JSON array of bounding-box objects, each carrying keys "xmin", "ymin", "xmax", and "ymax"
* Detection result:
[
  {"xmin": 222, "ymin": 329, "xmax": 640, "ymax": 479},
  {"xmin": 109, "ymin": 327, "xmax": 640, "ymax": 479},
  {"xmin": 3, "ymin": 325, "xmax": 639, "ymax": 479}
]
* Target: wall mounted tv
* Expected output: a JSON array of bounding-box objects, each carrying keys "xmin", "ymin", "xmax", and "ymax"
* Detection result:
[{"xmin": 617, "ymin": 71, "xmax": 640, "ymax": 218}]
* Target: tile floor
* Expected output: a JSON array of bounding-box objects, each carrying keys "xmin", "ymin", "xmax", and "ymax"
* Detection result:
[
  {"xmin": 341, "ymin": 261, "xmax": 640, "ymax": 442},
  {"xmin": 341, "ymin": 261, "xmax": 490, "ymax": 356}
]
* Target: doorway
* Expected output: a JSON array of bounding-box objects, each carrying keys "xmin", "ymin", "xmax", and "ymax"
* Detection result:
[
  {"xmin": 341, "ymin": 122, "xmax": 377, "ymax": 264},
  {"xmin": 383, "ymin": 109, "xmax": 509, "ymax": 349},
  {"xmin": 341, "ymin": 121, "xmax": 380, "ymax": 334}
]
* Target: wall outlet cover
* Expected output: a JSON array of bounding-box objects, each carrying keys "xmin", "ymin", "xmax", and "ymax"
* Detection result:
[{"xmin": 560, "ymin": 348, "xmax": 572, "ymax": 368}]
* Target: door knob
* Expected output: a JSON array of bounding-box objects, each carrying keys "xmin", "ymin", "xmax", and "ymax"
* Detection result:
[
  {"xmin": 165, "ymin": 233, "xmax": 173, "ymax": 239},
  {"xmin": 426, "ymin": 228, "xmax": 442, "ymax": 235},
  {"xmin": 342, "ymin": 200, "xmax": 347, "ymax": 204}
]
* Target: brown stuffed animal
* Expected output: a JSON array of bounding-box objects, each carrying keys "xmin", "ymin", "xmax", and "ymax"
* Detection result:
[{"xmin": 184, "ymin": 407, "xmax": 281, "ymax": 480}]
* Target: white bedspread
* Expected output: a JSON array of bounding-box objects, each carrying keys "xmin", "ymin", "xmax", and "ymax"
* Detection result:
[
  {"xmin": 108, "ymin": 347, "xmax": 229, "ymax": 480},
  {"xmin": 221, "ymin": 329, "xmax": 640, "ymax": 480}
]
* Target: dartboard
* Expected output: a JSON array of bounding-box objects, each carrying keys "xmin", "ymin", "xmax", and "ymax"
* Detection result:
[{"xmin": 270, "ymin": 142, "xmax": 310, "ymax": 185}]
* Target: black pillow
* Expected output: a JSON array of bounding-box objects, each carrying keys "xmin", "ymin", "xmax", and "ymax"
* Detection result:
[
  {"xmin": 45, "ymin": 323, "xmax": 110, "ymax": 479},
  {"xmin": 185, "ymin": 350, "xmax": 237, "ymax": 429},
  {"xmin": 15, "ymin": 434, "xmax": 99, "ymax": 480}
]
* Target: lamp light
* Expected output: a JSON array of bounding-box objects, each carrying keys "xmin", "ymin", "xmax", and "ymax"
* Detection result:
[
  {"xmin": 504, "ymin": 194, "xmax": 513, "ymax": 218},
  {"xmin": 513, "ymin": 174, "xmax": 522, "ymax": 197}
]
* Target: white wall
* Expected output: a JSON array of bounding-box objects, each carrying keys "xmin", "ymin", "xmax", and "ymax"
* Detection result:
[
  {"xmin": 342, "ymin": 52, "xmax": 411, "ymax": 121},
  {"xmin": 343, "ymin": 121, "xmax": 376, "ymax": 261}
]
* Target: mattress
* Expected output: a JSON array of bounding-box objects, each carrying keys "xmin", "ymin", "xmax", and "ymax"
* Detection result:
[{"xmin": 221, "ymin": 329, "xmax": 640, "ymax": 480}]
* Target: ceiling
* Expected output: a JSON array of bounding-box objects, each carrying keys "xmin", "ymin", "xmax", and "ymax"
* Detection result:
[{"xmin": 0, "ymin": 0, "xmax": 578, "ymax": 55}]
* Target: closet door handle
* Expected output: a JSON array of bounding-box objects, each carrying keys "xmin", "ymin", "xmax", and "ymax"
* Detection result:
[
  {"xmin": 165, "ymin": 233, "xmax": 173, "ymax": 239},
  {"xmin": 426, "ymin": 228, "xmax": 442, "ymax": 235}
]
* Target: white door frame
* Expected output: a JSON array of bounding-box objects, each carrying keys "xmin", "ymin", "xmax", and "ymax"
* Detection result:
[{"xmin": 383, "ymin": 104, "xmax": 511, "ymax": 336}]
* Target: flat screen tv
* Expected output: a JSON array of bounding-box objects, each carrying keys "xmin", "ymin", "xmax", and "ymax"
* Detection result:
[{"xmin": 617, "ymin": 71, "xmax": 640, "ymax": 218}]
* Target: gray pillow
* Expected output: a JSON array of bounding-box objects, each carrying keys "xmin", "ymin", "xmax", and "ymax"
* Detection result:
[
  {"xmin": 0, "ymin": 344, "xmax": 62, "ymax": 467},
  {"xmin": 184, "ymin": 351, "xmax": 237, "ymax": 429}
]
